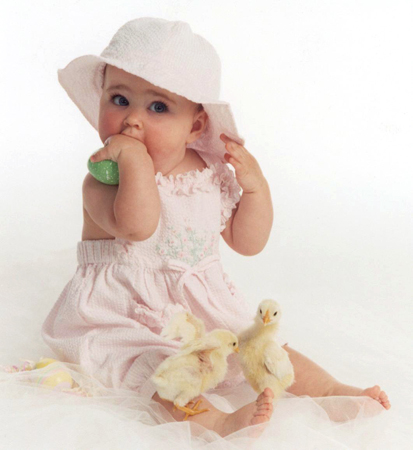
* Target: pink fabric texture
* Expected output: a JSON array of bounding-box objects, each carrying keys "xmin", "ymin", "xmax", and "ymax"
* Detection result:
[{"xmin": 41, "ymin": 152, "xmax": 287, "ymax": 400}]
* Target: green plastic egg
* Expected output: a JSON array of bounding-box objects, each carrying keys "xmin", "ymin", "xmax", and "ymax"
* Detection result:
[{"xmin": 87, "ymin": 157, "xmax": 119, "ymax": 185}]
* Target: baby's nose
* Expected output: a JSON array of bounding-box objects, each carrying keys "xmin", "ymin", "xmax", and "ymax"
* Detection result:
[{"xmin": 123, "ymin": 111, "xmax": 143, "ymax": 128}]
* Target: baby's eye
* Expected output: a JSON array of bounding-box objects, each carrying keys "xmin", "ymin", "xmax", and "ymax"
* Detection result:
[
  {"xmin": 149, "ymin": 101, "xmax": 169, "ymax": 113},
  {"xmin": 111, "ymin": 94, "xmax": 128, "ymax": 106}
]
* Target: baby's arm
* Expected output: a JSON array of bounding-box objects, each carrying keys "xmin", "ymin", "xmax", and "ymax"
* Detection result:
[
  {"xmin": 222, "ymin": 179, "xmax": 273, "ymax": 256},
  {"xmin": 114, "ymin": 148, "xmax": 161, "ymax": 239},
  {"xmin": 220, "ymin": 134, "xmax": 273, "ymax": 256},
  {"xmin": 83, "ymin": 137, "xmax": 160, "ymax": 241}
]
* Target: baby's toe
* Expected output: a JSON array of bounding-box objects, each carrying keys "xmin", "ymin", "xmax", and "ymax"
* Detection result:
[
  {"xmin": 256, "ymin": 388, "xmax": 274, "ymax": 407},
  {"xmin": 379, "ymin": 391, "xmax": 391, "ymax": 409},
  {"xmin": 371, "ymin": 385, "xmax": 381, "ymax": 397},
  {"xmin": 257, "ymin": 402, "xmax": 273, "ymax": 414},
  {"xmin": 363, "ymin": 385, "xmax": 381, "ymax": 399},
  {"xmin": 252, "ymin": 400, "xmax": 273, "ymax": 424},
  {"xmin": 256, "ymin": 391, "xmax": 264, "ymax": 402},
  {"xmin": 263, "ymin": 387, "xmax": 274, "ymax": 400}
]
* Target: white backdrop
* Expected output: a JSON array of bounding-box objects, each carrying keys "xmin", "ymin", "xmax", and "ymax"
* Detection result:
[{"xmin": 0, "ymin": 1, "xmax": 412, "ymax": 448}]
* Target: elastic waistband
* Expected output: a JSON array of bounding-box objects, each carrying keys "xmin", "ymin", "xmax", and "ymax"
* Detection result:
[
  {"xmin": 77, "ymin": 239, "xmax": 222, "ymax": 270},
  {"xmin": 77, "ymin": 240, "xmax": 118, "ymax": 265}
]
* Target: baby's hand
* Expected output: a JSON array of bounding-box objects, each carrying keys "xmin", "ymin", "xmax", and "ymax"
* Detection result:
[
  {"xmin": 90, "ymin": 134, "xmax": 148, "ymax": 163},
  {"xmin": 220, "ymin": 133, "xmax": 266, "ymax": 193}
]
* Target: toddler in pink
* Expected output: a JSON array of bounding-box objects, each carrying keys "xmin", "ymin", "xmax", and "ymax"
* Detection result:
[
  {"xmin": 42, "ymin": 154, "xmax": 286, "ymax": 399},
  {"xmin": 42, "ymin": 17, "xmax": 390, "ymax": 437},
  {"xmin": 41, "ymin": 18, "xmax": 287, "ymax": 402}
]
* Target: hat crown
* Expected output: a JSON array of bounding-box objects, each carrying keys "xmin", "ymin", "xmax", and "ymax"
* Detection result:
[{"xmin": 100, "ymin": 17, "xmax": 221, "ymax": 102}]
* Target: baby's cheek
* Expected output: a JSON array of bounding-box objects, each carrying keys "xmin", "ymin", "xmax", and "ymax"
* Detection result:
[
  {"xmin": 98, "ymin": 109, "xmax": 119, "ymax": 136},
  {"xmin": 145, "ymin": 126, "xmax": 178, "ymax": 156},
  {"xmin": 154, "ymin": 121, "xmax": 181, "ymax": 141}
]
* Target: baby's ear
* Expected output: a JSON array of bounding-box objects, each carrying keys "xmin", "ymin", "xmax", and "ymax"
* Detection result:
[{"xmin": 187, "ymin": 110, "xmax": 208, "ymax": 143}]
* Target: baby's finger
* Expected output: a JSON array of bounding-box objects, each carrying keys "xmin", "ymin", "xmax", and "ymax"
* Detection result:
[
  {"xmin": 236, "ymin": 144, "xmax": 249, "ymax": 156},
  {"xmin": 90, "ymin": 150, "xmax": 100, "ymax": 162},
  {"xmin": 90, "ymin": 135, "xmax": 114, "ymax": 161},
  {"xmin": 90, "ymin": 148, "xmax": 108, "ymax": 163},
  {"xmin": 227, "ymin": 145, "xmax": 247, "ymax": 166},
  {"xmin": 220, "ymin": 133, "xmax": 232, "ymax": 142},
  {"xmin": 224, "ymin": 150, "xmax": 240, "ymax": 164},
  {"xmin": 220, "ymin": 133, "xmax": 242, "ymax": 148},
  {"xmin": 226, "ymin": 154, "xmax": 243, "ymax": 170},
  {"xmin": 226, "ymin": 141, "xmax": 242, "ymax": 155},
  {"xmin": 227, "ymin": 141, "xmax": 249, "ymax": 158}
]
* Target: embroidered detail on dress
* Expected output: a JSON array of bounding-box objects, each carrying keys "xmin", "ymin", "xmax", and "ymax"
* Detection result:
[
  {"xmin": 156, "ymin": 223, "xmax": 218, "ymax": 267},
  {"xmin": 154, "ymin": 161, "xmax": 241, "ymax": 233},
  {"xmin": 223, "ymin": 272, "xmax": 238, "ymax": 296}
]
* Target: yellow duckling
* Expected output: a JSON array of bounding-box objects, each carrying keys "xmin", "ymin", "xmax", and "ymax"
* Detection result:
[
  {"xmin": 238, "ymin": 299, "xmax": 295, "ymax": 399},
  {"xmin": 152, "ymin": 311, "xmax": 239, "ymax": 420}
]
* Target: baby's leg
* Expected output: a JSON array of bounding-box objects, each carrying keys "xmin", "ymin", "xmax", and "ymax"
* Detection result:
[
  {"xmin": 152, "ymin": 388, "xmax": 274, "ymax": 437},
  {"xmin": 283, "ymin": 345, "xmax": 391, "ymax": 409}
]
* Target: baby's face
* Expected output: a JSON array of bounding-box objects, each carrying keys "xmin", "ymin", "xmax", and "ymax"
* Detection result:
[{"xmin": 98, "ymin": 65, "xmax": 206, "ymax": 163}]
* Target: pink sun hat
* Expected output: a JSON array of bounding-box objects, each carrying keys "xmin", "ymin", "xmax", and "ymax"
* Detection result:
[{"xmin": 57, "ymin": 17, "xmax": 245, "ymax": 162}]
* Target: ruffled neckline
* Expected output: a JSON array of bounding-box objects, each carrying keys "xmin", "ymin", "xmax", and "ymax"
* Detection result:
[
  {"xmin": 154, "ymin": 162, "xmax": 215, "ymax": 182},
  {"xmin": 154, "ymin": 162, "xmax": 223, "ymax": 196}
]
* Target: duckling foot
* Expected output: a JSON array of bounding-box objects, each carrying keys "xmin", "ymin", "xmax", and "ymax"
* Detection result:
[
  {"xmin": 174, "ymin": 400, "xmax": 210, "ymax": 421},
  {"xmin": 173, "ymin": 399, "xmax": 203, "ymax": 413}
]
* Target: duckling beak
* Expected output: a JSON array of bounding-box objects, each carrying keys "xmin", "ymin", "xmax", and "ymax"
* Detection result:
[
  {"xmin": 263, "ymin": 310, "xmax": 270, "ymax": 325},
  {"xmin": 234, "ymin": 346, "xmax": 240, "ymax": 353}
]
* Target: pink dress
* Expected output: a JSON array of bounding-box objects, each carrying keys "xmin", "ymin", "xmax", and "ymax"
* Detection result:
[{"xmin": 41, "ymin": 151, "xmax": 287, "ymax": 400}]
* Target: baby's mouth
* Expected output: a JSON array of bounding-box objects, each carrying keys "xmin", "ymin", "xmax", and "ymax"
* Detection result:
[{"xmin": 121, "ymin": 130, "xmax": 141, "ymax": 141}]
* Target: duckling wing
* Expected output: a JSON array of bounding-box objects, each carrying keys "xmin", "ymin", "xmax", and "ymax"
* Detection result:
[
  {"xmin": 178, "ymin": 335, "xmax": 220, "ymax": 357},
  {"xmin": 264, "ymin": 341, "xmax": 289, "ymax": 379},
  {"xmin": 175, "ymin": 340, "xmax": 220, "ymax": 376},
  {"xmin": 161, "ymin": 312, "xmax": 206, "ymax": 346}
]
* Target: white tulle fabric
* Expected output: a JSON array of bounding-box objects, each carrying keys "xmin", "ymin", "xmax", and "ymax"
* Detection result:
[
  {"xmin": 0, "ymin": 154, "xmax": 398, "ymax": 449},
  {"xmin": 0, "ymin": 360, "xmax": 394, "ymax": 450}
]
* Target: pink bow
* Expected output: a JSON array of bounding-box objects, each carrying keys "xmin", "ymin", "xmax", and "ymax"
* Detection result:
[{"xmin": 165, "ymin": 254, "xmax": 221, "ymax": 307}]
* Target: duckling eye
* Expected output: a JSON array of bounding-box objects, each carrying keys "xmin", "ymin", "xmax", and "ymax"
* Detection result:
[
  {"xmin": 260, "ymin": 309, "xmax": 262, "ymax": 314},
  {"xmin": 233, "ymin": 342, "xmax": 236, "ymax": 346},
  {"xmin": 273, "ymin": 312, "xmax": 277, "ymax": 316}
]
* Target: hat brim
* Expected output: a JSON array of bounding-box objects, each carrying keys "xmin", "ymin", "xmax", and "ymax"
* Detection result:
[{"xmin": 58, "ymin": 54, "xmax": 245, "ymax": 161}]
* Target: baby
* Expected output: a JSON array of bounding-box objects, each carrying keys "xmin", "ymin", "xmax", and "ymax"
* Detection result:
[{"xmin": 42, "ymin": 17, "xmax": 390, "ymax": 438}]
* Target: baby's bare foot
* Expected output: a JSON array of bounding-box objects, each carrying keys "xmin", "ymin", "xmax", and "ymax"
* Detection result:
[
  {"xmin": 360, "ymin": 385, "xmax": 391, "ymax": 410},
  {"xmin": 331, "ymin": 383, "xmax": 391, "ymax": 410},
  {"xmin": 152, "ymin": 389, "xmax": 275, "ymax": 438},
  {"xmin": 217, "ymin": 387, "xmax": 275, "ymax": 438}
]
